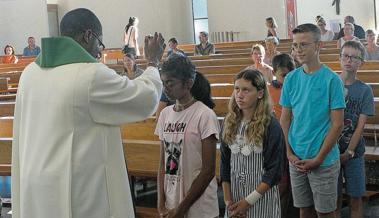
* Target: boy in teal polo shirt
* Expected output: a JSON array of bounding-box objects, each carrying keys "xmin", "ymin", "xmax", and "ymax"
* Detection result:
[{"xmin": 280, "ymin": 23, "xmax": 345, "ymax": 218}]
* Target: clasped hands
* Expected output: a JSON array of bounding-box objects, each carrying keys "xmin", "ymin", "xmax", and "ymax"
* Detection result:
[{"xmin": 287, "ymin": 153, "xmax": 322, "ymax": 173}]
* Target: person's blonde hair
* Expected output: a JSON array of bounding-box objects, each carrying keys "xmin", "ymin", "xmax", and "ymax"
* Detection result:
[
  {"xmin": 251, "ymin": 44, "xmax": 266, "ymax": 56},
  {"xmin": 222, "ymin": 69, "xmax": 272, "ymax": 148}
]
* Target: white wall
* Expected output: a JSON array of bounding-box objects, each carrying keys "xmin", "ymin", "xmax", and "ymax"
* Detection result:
[
  {"xmin": 56, "ymin": 0, "xmax": 194, "ymax": 49},
  {"xmin": 207, "ymin": 0, "xmax": 287, "ymax": 41},
  {"xmin": 0, "ymin": 0, "xmax": 49, "ymax": 55},
  {"xmin": 296, "ymin": 0, "xmax": 375, "ymax": 32}
]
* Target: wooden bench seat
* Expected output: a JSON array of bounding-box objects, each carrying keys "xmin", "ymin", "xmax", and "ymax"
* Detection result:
[
  {"xmin": 135, "ymin": 206, "xmax": 158, "ymax": 218},
  {"xmin": 0, "ymin": 78, "xmax": 9, "ymax": 92},
  {"xmin": 3, "ymin": 93, "xmax": 379, "ymax": 123},
  {"xmin": 0, "ymin": 121, "xmax": 378, "ymax": 180}
]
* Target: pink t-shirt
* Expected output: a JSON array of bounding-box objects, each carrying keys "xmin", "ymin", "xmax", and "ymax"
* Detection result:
[{"xmin": 155, "ymin": 101, "xmax": 220, "ymax": 218}]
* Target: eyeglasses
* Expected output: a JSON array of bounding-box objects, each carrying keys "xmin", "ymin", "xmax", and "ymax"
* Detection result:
[
  {"xmin": 291, "ymin": 42, "xmax": 317, "ymax": 50},
  {"xmin": 92, "ymin": 31, "xmax": 105, "ymax": 50},
  {"xmin": 340, "ymin": 53, "xmax": 364, "ymax": 62}
]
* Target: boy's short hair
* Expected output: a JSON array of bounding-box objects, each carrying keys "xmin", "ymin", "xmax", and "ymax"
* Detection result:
[
  {"xmin": 168, "ymin": 37, "xmax": 178, "ymax": 44},
  {"xmin": 272, "ymin": 53, "xmax": 296, "ymax": 74},
  {"xmin": 341, "ymin": 40, "xmax": 366, "ymax": 61},
  {"xmin": 292, "ymin": 23, "xmax": 321, "ymax": 42}
]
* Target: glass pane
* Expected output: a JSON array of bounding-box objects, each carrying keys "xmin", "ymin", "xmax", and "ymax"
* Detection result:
[
  {"xmin": 193, "ymin": 0, "xmax": 208, "ymax": 18},
  {"xmin": 194, "ymin": 19, "xmax": 209, "ymax": 44}
]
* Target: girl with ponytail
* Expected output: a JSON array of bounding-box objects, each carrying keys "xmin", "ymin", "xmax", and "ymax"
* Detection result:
[
  {"xmin": 155, "ymin": 54, "xmax": 219, "ymax": 218},
  {"xmin": 123, "ymin": 16, "xmax": 140, "ymax": 56}
]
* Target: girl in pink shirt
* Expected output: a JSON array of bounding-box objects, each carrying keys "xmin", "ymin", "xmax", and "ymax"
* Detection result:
[{"xmin": 155, "ymin": 54, "xmax": 220, "ymax": 218}]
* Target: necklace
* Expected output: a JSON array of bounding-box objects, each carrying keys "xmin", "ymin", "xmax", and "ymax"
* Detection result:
[{"xmin": 174, "ymin": 97, "xmax": 196, "ymax": 112}]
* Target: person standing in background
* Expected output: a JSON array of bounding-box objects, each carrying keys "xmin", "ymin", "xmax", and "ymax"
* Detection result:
[
  {"xmin": 123, "ymin": 16, "xmax": 140, "ymax": 56},
  {"xmin": 266, "ymin": 17, "xmax": 279, "ymax": 40}
]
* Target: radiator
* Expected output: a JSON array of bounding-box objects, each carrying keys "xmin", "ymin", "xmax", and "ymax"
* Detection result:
[{"xmin": 210, "ymin": 31, "xmax": 241, "ymax": 43}]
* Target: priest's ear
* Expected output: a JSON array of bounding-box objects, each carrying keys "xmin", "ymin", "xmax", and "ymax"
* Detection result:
[{"xmin": 82, "ymin": 29, "xmax": 93, "ymax": 44}]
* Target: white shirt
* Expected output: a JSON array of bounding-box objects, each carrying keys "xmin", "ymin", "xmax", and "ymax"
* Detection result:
[{"xmin": 321, "ymin": 30, "xmax": 335, "ymax": 41}]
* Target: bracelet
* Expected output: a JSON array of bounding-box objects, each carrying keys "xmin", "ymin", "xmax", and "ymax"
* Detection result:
[{"xmin": 245, "ymin": 190, "xmax": 262, "ymax": 205}]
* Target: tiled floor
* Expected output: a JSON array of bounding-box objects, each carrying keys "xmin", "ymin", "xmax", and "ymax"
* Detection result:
[
  {"xmin": 2, "ymin": 200, "xmax": 379, "ymax": 218},
  {"xmin": 1, "ymin": 186, "xmax": 379, "ymax": 218}
]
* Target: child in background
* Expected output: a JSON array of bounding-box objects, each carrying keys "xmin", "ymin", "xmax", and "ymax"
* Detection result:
[{"xmin": 269, "ymin": 53, "xmax": 295, "ymax": 120}]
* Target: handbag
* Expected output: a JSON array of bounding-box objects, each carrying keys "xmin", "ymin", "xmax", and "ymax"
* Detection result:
[{"xmin": 122, "ymin": 27, "xmax": 136, "ymax": 55}]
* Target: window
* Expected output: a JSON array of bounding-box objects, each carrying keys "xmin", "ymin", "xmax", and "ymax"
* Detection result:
[{"xmin": 192, "ymin": 0, "xmax": 209, "ymax": 44}]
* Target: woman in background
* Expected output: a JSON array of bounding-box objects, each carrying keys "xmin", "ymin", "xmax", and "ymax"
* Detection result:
[
  {"xmin": 337, "ymin": 23, "xmax": 359, "ymax": 48},
  {"xmin": 123, "ymin": 16, "xmax": 140, "ymax": 56},
  {"xmin": 120, "ymin": 53, "xmax": 144, "ymax": 79},
  {"xmin": 2, "ymin": 45, "xmax": 18, "ymax": 64},
  {"xmin": 266, "ymin": 17, "xmax": 279, "ymax": 40},
  {"xmin": 264, "ymin": 36, "xmax": 281, "ymax": 66},
  {"xmin": 317, "ymin": 17, "xmax": 334, "ymax": 41},
  {"xmin": 249, "ymin": 44, "xmax": 273, "ymax": 83}
]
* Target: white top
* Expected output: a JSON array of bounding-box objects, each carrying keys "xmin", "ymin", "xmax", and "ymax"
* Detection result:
[
  {"xmin": 320, "ymin": 30, "xmax": 335, "ymax": 41},
  {"xmin": 124, "ymin": 26, "xmax": 140, "ymax": 56},
  {"xmin": 155, "ymin": 101, "xmax": 220, "ymax": 218},
  {"xmin": 338, "ymin": 36, "xmax": 360, "ymax": 48},
  {"xmin": 12, "ymin": 63, "xmax": 162, "ymax": 218}
]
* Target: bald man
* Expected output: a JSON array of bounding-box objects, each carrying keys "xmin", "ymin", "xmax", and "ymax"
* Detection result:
[{"xmin": 12, "ymin": 8, "xmax": 165, "ymax": 218}]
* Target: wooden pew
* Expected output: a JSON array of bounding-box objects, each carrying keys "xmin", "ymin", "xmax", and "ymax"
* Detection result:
[
  {"xmin": 0, "ymin": 78, "xmax": 8, "ymax": 92},
  {"xmin": 0, "ymin": 102, "xmax": 15, "ymax": 116},
  {"xmin": 104, "ymin": 46, "xmax": 342, "ymax": 64},
  {"xmin": 0, "ymin": 117, "xmax": 223, "ymax": 179},
  {"xmin": 0, "ymin": 66, "xmax": 27, "ymax": 73},
  {"xmin": 326, "ymin": 61, "xmax": 379, "ymax": 71},
  {"xmin": 174, "ymin": 39, "xmax": 337, "ymax": 51},
  {"xmin": 0, "ymin": 71, "xmax": 22, "ymax": 85},
  {"xmin": 3, "ymin": 81, "xmax": 379, "ymax": 117},
  {"xmin": 1, "ymin": 116, "xmax": 378, "ymax": 181}
]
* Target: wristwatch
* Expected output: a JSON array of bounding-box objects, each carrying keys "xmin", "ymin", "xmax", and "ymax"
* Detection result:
[{"xmin": 346, "ymin": 149, "xmax": 355, "ymax": 159}]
